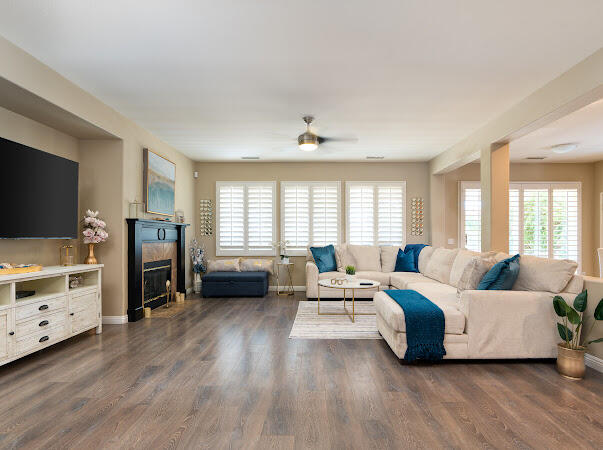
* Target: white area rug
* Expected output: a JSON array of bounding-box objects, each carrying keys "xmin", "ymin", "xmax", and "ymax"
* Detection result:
[{"xmin": 289, "ymin": 301, "xmax": 382, "ymax": 339}]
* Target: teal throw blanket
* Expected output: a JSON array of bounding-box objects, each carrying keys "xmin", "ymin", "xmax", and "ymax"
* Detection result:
[{"xmin": 384, "ymin": 289, "xmax": 446, "ymax": 362}]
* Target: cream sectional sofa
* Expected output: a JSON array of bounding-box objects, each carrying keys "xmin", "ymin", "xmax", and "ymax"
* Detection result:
[{"xmin": 306, "ymin": 244, "xmax": 583, "ymax": 359}]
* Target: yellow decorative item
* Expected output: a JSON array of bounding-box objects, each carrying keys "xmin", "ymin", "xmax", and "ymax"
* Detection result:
[
  {"xmin": 60, "ymin": 245, "xmax": 75, "ymax": 266},
  {"xmin": 84, "ymin": 243, "xmax": 98, "ymax": 264},
  {"xmin": 0, "ymin": 264, "xmax": 43, "ymax": 275}
]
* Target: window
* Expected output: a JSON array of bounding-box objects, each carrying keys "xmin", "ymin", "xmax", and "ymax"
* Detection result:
[
  {"xmin": 281, "ymin": 182, "xmax": 341, "ymax": 255},
  {"xmin": 216, "ymin": 182, "xmax": 276, "ymax": 256},
  {"xmin": 346, "ymin": 182, "xmax": 406, "ymax": 246},
  {"xmin": 459, "ymin": 181, "xmax": 581, "ymax": 267}
]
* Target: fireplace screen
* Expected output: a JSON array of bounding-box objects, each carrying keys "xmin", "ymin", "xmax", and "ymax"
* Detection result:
[{"xmin": 143, "ymin": 259, "xmax": 171, "ymax": 308}]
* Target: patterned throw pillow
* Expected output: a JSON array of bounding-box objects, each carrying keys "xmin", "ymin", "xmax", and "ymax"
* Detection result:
[
  {"xmin": 240, "ymin": 258, "xmax": 274, "ymax": 274},
  {"xmin": 456, "ymin": 256, "xmax": 495, "ymax": 294},
  {"xmin": 207, "ymin": 258, "xmax": 241, "ymax": 273}
]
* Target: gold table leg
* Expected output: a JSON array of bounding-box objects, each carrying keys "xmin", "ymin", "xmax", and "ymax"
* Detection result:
[{"xmin": 277, "ymin": 264, "xmax": 294, "ymax": 296}]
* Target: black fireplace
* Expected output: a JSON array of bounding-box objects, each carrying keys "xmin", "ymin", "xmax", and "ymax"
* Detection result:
[{"xmin": 143, "ymin": 260, "xmax": 171, "ymax": 309}]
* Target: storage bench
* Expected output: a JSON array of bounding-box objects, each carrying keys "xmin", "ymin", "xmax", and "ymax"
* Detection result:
[{"xmin": 202, "ymin": 271, "xmax": 269, "ymax": 297}]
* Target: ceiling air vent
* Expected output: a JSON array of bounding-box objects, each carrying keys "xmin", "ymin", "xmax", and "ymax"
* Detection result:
[
  {"xmin": 525, "ymin": 156, "xmax": 546, "ymax": 160},
  {"xmin": 366, "ymin": 156, "xmax": 384, "ymax": 160},
  {"xmin": 241, "ymin": 156, "xmax": 260, "ymax": 160}
]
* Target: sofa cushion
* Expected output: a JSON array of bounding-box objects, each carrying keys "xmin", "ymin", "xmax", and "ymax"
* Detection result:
[
  {"xmin": 512, "ymin": 255, "xmax": 578, "ymax": 294},
  {"xmin": 374, "ymin": 291, "xmax": 465, "ymax": 335},
  {"xmin": 394, "ymin": 248, "xmax": 417, "ymax": 272},
  {"xmin": 347, "ymin": 245, "xmax": 381, "ymax": 271},
  {"xmin": 449, "ymin": 249, "xmax": 478, "ymax": 287},
  {"xmin": 424, "ymin": 248, "xmax": 459, "ymax": 284},
  {"xmin": 456, "ymin": 256, "xmax": 495, "ymax": 292},
  {"xmin": 390, "ymin": 272, "xmax": 437, "ymax": 289},
  {"xmin": 562, "ymin": 275, "xmax": 584, "ymax": 294},
  {"xmin": 355, "ymin": 271, "xmax": 391, "ymax": 286},
  {"xmin": 405, "ymin": 281, "xmax": 459, "ymax": 306},
  {"xmin": 207, "ymin": 258, "xmax": 240, "ymax": 272},
  {"xmin": 380, "ymin": 246, "xmax": 402, "ymax": 272},
  {"xmin": 478, "ymin": 254, "xmax": 520, "ymax": 290},
  {"xmin": 418, "ymin": 246, "xmax": 434, "ymax": 274},
  {"xmin": 310, "ymin": 245, "xmax": 338, "ymax": 273}
]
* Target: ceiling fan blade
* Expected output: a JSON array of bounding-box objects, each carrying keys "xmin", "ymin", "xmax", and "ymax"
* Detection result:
[{"xmin": 317, "ymin": 136, "xmax": 358, "ymax": 144}]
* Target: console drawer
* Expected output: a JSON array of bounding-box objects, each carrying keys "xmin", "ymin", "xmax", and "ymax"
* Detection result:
[
  {"xmin": 16, "ymin": 324, "xmax": 68, "ymax": 355},
  {"xmin": 70, "ymin": 306, "xmax": 98, "ymax": 334},
  {"xmin": 69, "ymin": 291, "xmax": 97, "ymax": 313},
  {"xmin": 16, "ymin": 309, "xmax": 66, "ymax": 337},
  {"xmin": 16, "ymin": 296, "xmax": 67, "ymax": 322}
]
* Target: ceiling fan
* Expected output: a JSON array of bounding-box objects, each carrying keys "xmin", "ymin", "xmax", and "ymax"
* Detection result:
[{"xmin": 296, "ymin": 116, "xmax": 357, "ymax": 152}]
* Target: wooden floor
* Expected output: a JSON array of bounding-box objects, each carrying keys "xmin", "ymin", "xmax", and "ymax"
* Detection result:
[{"xmin": 0, "ymin": 293, "xmax": 601, "ymax": 449}]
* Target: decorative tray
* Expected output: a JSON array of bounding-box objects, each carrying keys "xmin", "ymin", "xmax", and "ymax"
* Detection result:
[{"xmin": 0, "ymin": 264, "xmax": 43, "ymax": 275}]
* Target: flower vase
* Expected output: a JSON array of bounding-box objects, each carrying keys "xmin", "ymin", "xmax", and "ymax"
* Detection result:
[
  {"xmin": 194, "ymin": 272, "xmax": 202, "ymax": 294},
  {"xmin": 84, "ymin": 243, "xmax": 98, "ymax": 264}
]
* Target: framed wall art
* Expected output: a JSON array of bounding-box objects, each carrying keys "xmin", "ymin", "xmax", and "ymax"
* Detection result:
[{"xmin": 143, "ymin": 148, "xmax": 176, "ymax": 216}]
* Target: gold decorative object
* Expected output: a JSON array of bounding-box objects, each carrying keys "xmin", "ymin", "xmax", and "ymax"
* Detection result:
[
  {"xmin": 164, "ymin": 280, "xmax": 171, "ymax": 308},
  {"xmin": 410, "ymin": 197, "xmax": 425, "ymax": 236},
  {"xmin": 144, "ymin": 307, "xmax": 152, "ymax": 318},
  {"xmin": 0, "ymin": 264, "xmax": 42, "ymax": 275},
  {"xmin": 84, "ymin": 243, "xmax": 98, "ymax": 264},
  {"xmin": 60, "ymin": 245, "xmax": 75, "ymax": 266},
  {"xmin": 557, "ymin": 343, "xmax": 586, "ymax": 380},
  {"xmin": 129, "ymin": 200, "xmax": 145, "ymax": 218},
  {"xmin": 199, "ymin": 199, "xmax": 213, "ymax": 236}
]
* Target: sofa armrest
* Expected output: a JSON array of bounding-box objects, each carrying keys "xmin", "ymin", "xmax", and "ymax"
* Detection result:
[
  {"xmin": 306, "ymin": 261, "xmax": 319, "ymax": 298},
  {"xmin": 459, "ymin": 290, "xmax": 565, "ymax": 359}
]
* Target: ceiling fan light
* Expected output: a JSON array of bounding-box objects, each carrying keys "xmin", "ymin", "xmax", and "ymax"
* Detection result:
[
  {"xmin": 551, "ymin": 143, "xmax": 578, "ymax": 154},
  {"xmin": 299, "ymin": 142, "xmax": 318, "ymax": 152}
]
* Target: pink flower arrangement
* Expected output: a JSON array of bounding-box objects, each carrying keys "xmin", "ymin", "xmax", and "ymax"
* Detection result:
[{"xmin": 82, "ymin": 210, "xmax": 109, "ymax": 244}]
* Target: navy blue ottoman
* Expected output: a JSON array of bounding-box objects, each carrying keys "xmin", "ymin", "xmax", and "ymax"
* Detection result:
[{"xmin": 202, "ymin": 271, "xmax": 269, "ymax": 297}]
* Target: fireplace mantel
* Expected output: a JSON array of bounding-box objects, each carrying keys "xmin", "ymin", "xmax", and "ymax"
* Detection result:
[{"xmin": 126, "ymin": 219, "xmax": 189, "ymax": 322}]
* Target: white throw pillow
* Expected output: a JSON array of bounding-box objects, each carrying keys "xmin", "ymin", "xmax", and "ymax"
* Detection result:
[
  {"xmin": 240, "ymin": 258, "xmax": 273, "ymax": 274},
  {"xmin": 380, "ymin": 246, "xmax": 402, "ymax": 273},
  {"xmin": 562, "ymin": 275, "xmax": 584, "ymax": 295},
  {"xmin": 456, "ymin": 256, "xmax": 496, "ymax": 293},
  {"xmin": 347, "ymin": 245, "xmax": 381, "ymax": 271},
  {"xmin": 418, "ymin": 246, "xmax": 435, "ymax": 274},
  {"xmin": 449, "ymin": 249, "xmax": 479, "ymax": 288},
  {"xmin": 424, "ymin": 248, "xmax": 459, "ymax": 285},
  {"xmin": 512, "ymin": 255, "xmax": 578, "ymax": 293},
  {"xmin": 207, "ymin": 258, "xmax": 240, "ymax": 273}
]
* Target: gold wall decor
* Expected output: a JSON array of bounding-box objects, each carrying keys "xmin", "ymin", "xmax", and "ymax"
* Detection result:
[
  {"xmin": 411, "ymin": 197, "xmax": 424, "ymax": 236},
  {"xmin": 199, "ymin": 199, "xmax": 213, "ymax": 236}
]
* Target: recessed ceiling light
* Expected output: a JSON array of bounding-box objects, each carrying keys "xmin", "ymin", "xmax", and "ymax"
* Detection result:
[
  {"xmin": 551, "ymin": 143, "xmax": 579, "ymax": 154},
  {"xmin": 241, "ymin": 156, "xmax": 260, "ymax": 160},
  {"xmin": 366, "ymin": 156, "xmax": 384, "ymax": 160}
]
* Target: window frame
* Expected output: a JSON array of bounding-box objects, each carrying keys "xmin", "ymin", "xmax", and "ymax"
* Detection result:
[
  {"xmin": 458, "ymin": 180, "xmax": 582, "ymax": 270},
  {"xmin": 215, "ymin": 181, "xmax": 277, "ymax": 257},
  {"xmin": 345, "ymin": 181, "xmax": 407, "ymax": 246},
  {"xmin": 280, "ymin": 181, "xmax": 342, "ymax": 256}
]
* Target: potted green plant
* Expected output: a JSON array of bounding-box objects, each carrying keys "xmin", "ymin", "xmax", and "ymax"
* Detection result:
[
  {"xmin": 553, "ymin": 291, "xmax": 602, "ymax": 379},
  {"xmin": 345, "ymin": 265, "xmax": 356, "ymax": 281}
]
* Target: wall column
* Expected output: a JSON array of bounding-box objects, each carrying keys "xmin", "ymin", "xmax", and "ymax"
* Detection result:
[{"xmin": 480, "ymin": 143, "xmax": 509, "ymax": 252}]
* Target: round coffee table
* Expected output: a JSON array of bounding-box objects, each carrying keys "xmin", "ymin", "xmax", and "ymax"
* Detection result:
[{"xmin": 317, "ymin": 278, "xmax": 380, "ymax": 322}]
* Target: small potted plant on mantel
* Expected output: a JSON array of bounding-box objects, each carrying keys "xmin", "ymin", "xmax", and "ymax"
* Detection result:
[
  {"xmin": 345, "ymin": 265, "xmax": 356, "ymax": 282},
  {"xmin": 553, "ymin": 291, "xmax": 602, "ymax": 379}
]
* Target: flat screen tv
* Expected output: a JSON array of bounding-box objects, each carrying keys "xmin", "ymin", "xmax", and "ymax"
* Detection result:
[{"xmin": 0, "ymin": 137, "xmax": 78, "ymax": 239}]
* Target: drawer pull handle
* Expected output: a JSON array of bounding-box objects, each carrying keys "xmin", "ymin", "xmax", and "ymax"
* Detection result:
[
  {"xmin": 39, "ymin": 336, "xmax": 49, "ymax": 343},
  {"xmin": 9, "ymin": 331, "xmax": 14, "ymax": 336},
  {"xmin": 39, "ymin": 304, "xmax": 49, "ymax": 311},
  {"xmin": 39, "ymin": 320, "xmax": 49, "ymax": 327}
]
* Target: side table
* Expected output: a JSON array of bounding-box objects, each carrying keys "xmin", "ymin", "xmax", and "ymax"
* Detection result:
[{"xmin": 276, "ymin": 262, "xmax": 294, "ymax": 296}]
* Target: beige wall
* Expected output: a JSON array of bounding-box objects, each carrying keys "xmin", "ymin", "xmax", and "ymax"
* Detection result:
[
  {"xmin": 195, "ymin": 162, "xmax": 431, "ymax": 286},
  {"xmin": 0, "ymin": 37, "xmax": 196, "ymax": 318},
  {"xmin": 0, "ymin": 106, "xmax": 81, "ymax": 265},
  {"xmin": 444, "ymin": 162, "xmax": 596, "ymax": 275}
]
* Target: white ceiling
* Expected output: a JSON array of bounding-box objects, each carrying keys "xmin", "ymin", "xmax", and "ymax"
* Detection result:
[
  {"xmin": 0, "ymin": 1, "xmax": 602, "ymax": 162},
  {"xmin": 510, "ymin": 99, "xmax": 603, "ymax": 163}
]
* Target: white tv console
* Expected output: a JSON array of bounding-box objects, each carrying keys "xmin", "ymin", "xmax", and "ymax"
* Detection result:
[{"xmin": 0, "ymin": 264, "xmax": 102, "ymax": 367}]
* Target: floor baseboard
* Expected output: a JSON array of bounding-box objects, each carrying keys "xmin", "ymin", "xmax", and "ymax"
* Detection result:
[
  {"xmin": 102, "ymin": 315, "xmax": 128, "ymax": 324},
  {"xmin": 268, "ymin": 286, "xmax": 306, "ymax": 292},
  {"xmin": 585, "ymin": 353, "xmax": 603, "ymax": 373}
]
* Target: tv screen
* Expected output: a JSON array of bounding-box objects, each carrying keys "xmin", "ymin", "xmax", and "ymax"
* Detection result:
[{"xmin": 0, "ymin": 137, "xmax": 78, "ymax": 239}]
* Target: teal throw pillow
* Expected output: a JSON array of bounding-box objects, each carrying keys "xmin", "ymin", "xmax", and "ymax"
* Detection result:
[
  {"xmin": 478, "ymin": 254, "xmax": 521, "ymax": 290},
  {"xmin": 310, "ymin": 245, "xmax": 337, "ymax": 273},
  {"xmin": 394, "ymin": 248, "xmax": 417, "ymax": 272}
]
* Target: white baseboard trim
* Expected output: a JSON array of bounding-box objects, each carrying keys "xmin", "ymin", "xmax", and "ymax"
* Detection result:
[
  {"xmin": 585, "ymin": 353, "xmax": 603, "ymax": 373},
  {"xmin": 269, "ymin": 286, "xmax": 306, "ymax": 292},
  {"xmin": 102, "ymin": 315, "xmax": 128, "ymax": 324}
]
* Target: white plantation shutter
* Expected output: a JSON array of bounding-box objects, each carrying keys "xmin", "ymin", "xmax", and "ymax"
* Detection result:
[
  {"xmin": 311, "ymin": 184, "xmax": 339, "ymax": 246},
  {"xmin": 281, "ymin": 182, "xmax": 340, "ymax": 254},
  {"xmin": 247, "ymin": 184, "xmax": 274, "ymax": 251},
  {"xmin": 552, "ymin": 186, "xmax": 579, "ymax": 263},
  {"xmin": 218, "ymin": 185, "xmax": 244, "ymax": 250},
  {"xmin": 459, "ymin": 182, "xmax": 581, "ymax": 269},
  {"xmin": 216, "ymin": 182, "xmax": 276, "ymax": 256},
  {"xmin": 460, "ymin": 182, "xmax": 481, "ymax": 252},
  {"xmin": 377, "ymin": 185, "xmax": 404, "ymax": 246},
  {"xmin": 346, "ymin": 182, "xmax": 406, "ymax": 246}
]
